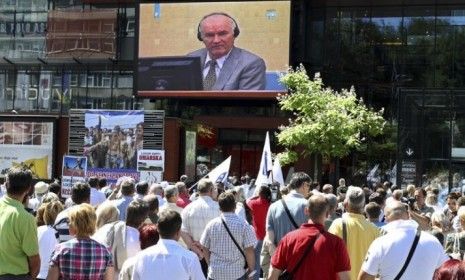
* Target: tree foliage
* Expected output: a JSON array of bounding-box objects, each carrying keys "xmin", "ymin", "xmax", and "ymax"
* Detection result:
[{"xmin": 276, "ymin": 65, "xmax": 386, "ymax": 165}]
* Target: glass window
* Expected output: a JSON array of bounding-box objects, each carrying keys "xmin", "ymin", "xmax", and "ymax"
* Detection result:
[
  {"xmin": 117, "ymin": 75, "xmax": 132, "ymax": 88},
  {"xmin": 404, "ymin": 6, "xmax": 435, "ymax": 46}
]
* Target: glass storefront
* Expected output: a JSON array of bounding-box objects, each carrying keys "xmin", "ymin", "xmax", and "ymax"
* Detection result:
[
  {"xmin": 297, "ymin": 1, "xmax": 465, "ymax": 188},
  {"xmin": 0, "ymin": 2, "xmax": 136, "ymax": 113},
  {"xmin": 301, "ymin": 2, "xmax": 465, "ymax": 90}
]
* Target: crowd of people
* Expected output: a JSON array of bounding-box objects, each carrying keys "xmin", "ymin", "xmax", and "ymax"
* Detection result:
[
  {"xmin": 83, "ymin": 123, "xmax": 144, "ymax": 169},
  {"xmin": 2, "ymin": 167, "xmax": 465, "ymax": 279}
]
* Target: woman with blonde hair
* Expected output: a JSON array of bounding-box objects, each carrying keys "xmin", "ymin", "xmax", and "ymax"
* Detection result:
[
  {"xmin": 47, "ymin": 203, "xmax": 114, "ymax": 280},
  {"xmin": 96, "ymin": 201, "xmax": 120, "ymax": 229},
  {"xmin": 37, "ymin": 201, "xmax": 63, "ymax": 280},
  {"xmin": 430, "ymin": 211, "xmax": 450, "ymax": 245},
  {"xmin": 93, "ymin": 200, "xmax": 148, "ymax": 279}
]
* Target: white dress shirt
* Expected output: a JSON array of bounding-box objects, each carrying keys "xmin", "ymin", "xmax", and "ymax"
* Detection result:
[
  {"xmin": 132, "ymin": 239, "xmax": 205, "ymax": 280},
  {"xmin": 181, "ymin": 195, "xmax": 220, "ymax": 242}
]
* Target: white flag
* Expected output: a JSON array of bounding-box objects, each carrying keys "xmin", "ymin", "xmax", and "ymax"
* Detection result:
[
  {"xmin": 206, "ymin": 156, "xmax": 231, "ymax": 184},
  {"xmin": 389, "ymin": 163, "xmax": 397, "ymax": 185},
  {"xmin": 269, "ymin": 158, "xmax": 285, "ymax": 187},
  {"xmin": 367, "ymin": 164, "xmax": 380, "ymax": 183},
  {"xmin": 255, "ymin": 132, "xmax": 273, "ymax": 188}
]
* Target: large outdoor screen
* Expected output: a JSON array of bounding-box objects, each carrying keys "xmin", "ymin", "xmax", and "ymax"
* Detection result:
[
  {"xmin": 137, "ymin": 1, "xmax": 290, "ymax": 94},
  {"xmin": 0, "ymin": 120, "xmax": 55, "ymax": 179}
]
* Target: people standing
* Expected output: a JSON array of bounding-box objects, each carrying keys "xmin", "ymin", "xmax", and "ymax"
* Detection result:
[
  {"xmin": 329, "ymin": 186, "xmax": 380, "ymax": 280},
  {"xmin": 176, "ymin": 181, "xmax": 191, "ymax": 208},
  {"xmin": 0, "ymin": 167, "xmax": 40, "ymax": 280},
  {"xmin": 358, "ymin": 201, "xmax": 448, "ymax": 280},
  {"xmin": 54, "ymin": 182, "xmax": 91, "ymax": 243},
  {"xmin": 269, "ymin": 194, "xmax": 351, "ymax": 280},
  {"xmin": 181, "ymin": 179, "xmax": 221, "ymax": 276},
  {"xmin": 160, "ymin": 185, "xmax": 184, "ymax": 214},
  {"xmin": 200, "ymin": 192, "xmax": 256, "ymax": 280},
  {"xmin": 261, "ymin": 172, "xmax": 311, "ymax": 278},
  {"xmin": 132, "ymin": 210, "xmax": 205, "ymax": 280},
  {"xmin": 37, "ymin": 201, "xmax": 63, "ymax": 280},
  {"xmin": 247, "ymin": 185, "xmax": 272, "ymax": 280},
  {"xmin": 47, "ymin": 203, "xmax": 114, "ymax": 280}
]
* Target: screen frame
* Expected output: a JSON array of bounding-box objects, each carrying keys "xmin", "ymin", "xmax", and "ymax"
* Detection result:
[{"xmin": 134, "ymin": 0, "xmax": 292, "ymax": 100}]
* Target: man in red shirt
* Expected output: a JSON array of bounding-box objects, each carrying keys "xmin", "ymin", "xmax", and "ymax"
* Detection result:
[
  {"xmin": 247, "ymin": 185, "xmax": 272, "ymax": 280},
  {"xmin": 175, "ymin": 181, "xmax": 191, "ymax": 208},
  {"xmin": 269, "ymin": 193, "xmax": 351, "ymax": 280}
]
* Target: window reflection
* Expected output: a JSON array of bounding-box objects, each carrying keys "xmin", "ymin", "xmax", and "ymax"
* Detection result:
[{"xmin": 307, "ymin": 4, "xmax": 465, "ymax": 89}]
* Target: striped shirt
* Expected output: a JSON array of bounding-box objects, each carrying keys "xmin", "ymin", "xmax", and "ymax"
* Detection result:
[
  {"xmin": 50, "ymin": 238, "xmax": 113, "ymax": 280},
  {"xmin": 200, "ymin": 213, "xmax": 257, "ymax": 280},
  {"xmin": 54, "ymin": 205, "xmax": 77, "ymax": 243},
  {"xmin": 181, "ymin": 195, "xmax": 220, "ymax": 242}
]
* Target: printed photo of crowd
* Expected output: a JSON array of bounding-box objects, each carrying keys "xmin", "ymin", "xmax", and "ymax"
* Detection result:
[{"xmin": 83, "ymin": 110, "xmax": 144, "ymax": 170}]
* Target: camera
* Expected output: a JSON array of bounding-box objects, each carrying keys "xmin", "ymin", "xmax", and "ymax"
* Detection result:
[{"xmin": 401, "ymin": 196, "xmax": 416, "ymax": 208}]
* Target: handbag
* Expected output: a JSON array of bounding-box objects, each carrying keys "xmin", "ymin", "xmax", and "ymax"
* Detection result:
[
  {"xmin": 221, "ymin": 218, "xmax": 248, "ymax": 269},
  {"xmin": 278, "ymin": 233, "xmax": 322, "ymax": 280}
]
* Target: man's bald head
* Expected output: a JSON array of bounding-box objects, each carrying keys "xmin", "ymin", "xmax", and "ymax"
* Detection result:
[
  {"xmin": 385, "ymin": 201, "xmax": 409, "ymax": 222},
  {"xmin": 307, "ymin": 193, "xmax": 329, "ymax": 221}
]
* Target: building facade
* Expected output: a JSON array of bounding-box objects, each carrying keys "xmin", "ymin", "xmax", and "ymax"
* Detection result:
[{"xmin": 1, "ymin": 0, "xmax": 464, "ymax": 189}]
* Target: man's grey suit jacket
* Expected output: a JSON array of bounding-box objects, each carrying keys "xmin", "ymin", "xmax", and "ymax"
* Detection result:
[{"xmin": 187, "ymin": 47, "xmax": 266, "ymax": 90}]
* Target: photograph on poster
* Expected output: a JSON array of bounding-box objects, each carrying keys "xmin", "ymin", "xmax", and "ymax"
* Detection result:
[
  {"xmin": 62, "ymin": 156, "xmax": 87, "ymax": 177},
  {"xmin": 83, "ymin": 110, "xmax": 144, "ymax": 170}
]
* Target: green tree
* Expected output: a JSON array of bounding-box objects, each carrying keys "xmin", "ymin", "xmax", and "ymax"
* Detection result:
[{"xmin": 277, "ymin": 66, "xmax": 386, "ymax": 165}]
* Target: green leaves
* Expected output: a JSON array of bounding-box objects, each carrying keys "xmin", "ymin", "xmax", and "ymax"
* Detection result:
[{"xmin": 277, "ymin": 65, "xmax": 385, "ymax": 165}]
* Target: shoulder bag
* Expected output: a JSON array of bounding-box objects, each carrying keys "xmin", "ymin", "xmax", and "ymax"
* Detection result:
[
  {"xmin": 450, "ymin": 232, "xmax": 462, "ymax": 260},
  {"xmin": 278, "ymin": 233, "xmax": 322, "ymax": 280},
  {"xmin": 393, "ymin": 229, "xmax": 421, "ymax": 280},
  {"xmin": 281, "ymin": 199, "xmax": 299, "ymax": 229},
  {"xmin": 221, "ymin": 218, "xmax": 248, "ymax": 269}
]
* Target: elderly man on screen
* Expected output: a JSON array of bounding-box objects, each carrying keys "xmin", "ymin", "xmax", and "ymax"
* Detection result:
[{"xmin": 188, "ymin": 12, "xmax": 266, "ymax": 91}]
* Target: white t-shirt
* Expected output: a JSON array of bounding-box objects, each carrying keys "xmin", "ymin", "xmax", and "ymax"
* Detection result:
[
  {"xmin": 90, "ymin": 187, "xmax": 107, "ymax": 207},
  {"xmin": 37, "ymin": 225, "xmax": 58, "ymax": 279},
  {"xmin": 156, "ymin": 195, "xmax": 166, "ymax": 208},
  {"xmin": 235, "ymin": 202, "xmax": 247, "ymax": 222},
  {"xmin": 362, "ymin": 219, "xmax": 449, "ymax": 280},
  {"xmin": 125, "ymin": 226, "xmax": 141, "ymax": 259}
]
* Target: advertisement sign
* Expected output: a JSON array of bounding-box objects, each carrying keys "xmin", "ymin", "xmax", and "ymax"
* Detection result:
[
  {"xmin": 137, "ymin": 149, "xmax": 164, "ymax": 172},
  {"xmin": 0, "ymin": 121, "xmax": 54, "ymax": 179},
  {"xmin": 139, "ymin": 171, "xmax": 163, "ymax": 185},
  {"xmin": 137, "ymin": 150, "xmax": 164, "ymax": 185},
  {"xmin": 401, "ymin": 160, "xmax": 416, "ymax": 188},
  {"xmin": 61, "ymin": 156, "xmax": 87, "ymax": 198}
]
